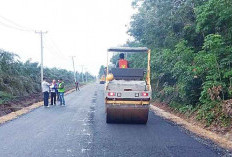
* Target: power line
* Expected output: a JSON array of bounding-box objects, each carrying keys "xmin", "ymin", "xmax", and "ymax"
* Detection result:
[
  {"xmin": 0, "ymin": 20, "xmax": 31, "ymax": 32},
  {"xmin": 0, "ymin": 15, "xmax": 79, "ymax": 77},
  {"xmin": 44, "ymin": 40, "xmax": 67, "ymax": 60},
  {"xmin": 44, "ymin": 43, "xmax": 63, "ymax": 59},
  {"xmin": 44, "ymin": 44, "xmax": 65, "ymax": 60},
  {"xmin": 0, "ymin": 15, "xmax": 34, "ymax": 32},
  {"xmin": 0, "ymin": 15, "xmax": 79, "ymax": 76},
  {"xmin": 44, "ymin": 39, "xmax": 78, "ymax": 74},
  {"xmin": 46, "ymin": 36, "xmax": 70, "ymax": 61}
]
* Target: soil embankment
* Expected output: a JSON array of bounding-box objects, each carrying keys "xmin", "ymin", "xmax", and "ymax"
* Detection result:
[
  {"xmin": 0, "ymin": 83, "xmax": 86, "ymax": 117},
  {"xmin": 0, "ymin": 88, "xmax": 77, "ymax": 124},
  {"xmin": 0, "ymin": 93, "xmax": 43, "ymax": 117},
  {"xmin": 0, "ymin": 83, "xmax": 84, "ymax": 124}
]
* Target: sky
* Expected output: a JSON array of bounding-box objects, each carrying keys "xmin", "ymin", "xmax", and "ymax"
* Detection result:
[{"xmin": 0, "ymin": 0, "xmax": 135, "ymax": 76}]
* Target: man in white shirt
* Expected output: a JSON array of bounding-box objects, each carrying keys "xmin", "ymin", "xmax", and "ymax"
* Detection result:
[{"xmin": 42, "ymin": 77, "xmax": 50, "ymax": 107}]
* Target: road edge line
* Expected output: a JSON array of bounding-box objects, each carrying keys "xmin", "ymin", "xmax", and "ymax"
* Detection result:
[{"xmin": 150, "ymin": 105, "xmax": 232, "ymax": 151}]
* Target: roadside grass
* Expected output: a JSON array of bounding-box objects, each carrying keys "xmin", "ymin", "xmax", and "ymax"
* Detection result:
[
  {"xmin": 197, "ymin": 102, "xmax": 231, "ymax": 128},
  {"xmin": 169, "ymin": 102, "xmax": 196, "ymax": 116},
  {"xmin": 0, "ymin": 91, "xmax": 14, "ymax": 104},
  {"xmin": 168, "ymin": 101, "xmax": 231, "ymax": 129}
]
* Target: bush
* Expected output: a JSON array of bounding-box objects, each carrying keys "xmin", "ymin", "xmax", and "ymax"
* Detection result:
[{"xmin": 0, "ymin": 91, "xmax": 13, "ymax": 104}]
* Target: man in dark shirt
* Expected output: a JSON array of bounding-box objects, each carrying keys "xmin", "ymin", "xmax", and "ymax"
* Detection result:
[{"xmin": 75, "ymin": 81, "xmax": 80, "ymax": 91}]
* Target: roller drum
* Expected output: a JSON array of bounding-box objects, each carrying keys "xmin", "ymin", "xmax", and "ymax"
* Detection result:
[{"xmin": 106, "ymin": 104, "xmax": 149, "ymax": 124}]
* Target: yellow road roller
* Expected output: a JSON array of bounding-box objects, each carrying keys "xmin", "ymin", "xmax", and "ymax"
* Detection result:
[{"xmin": 105, "ymin": 47, "xmax": 151, "ymax": 124}]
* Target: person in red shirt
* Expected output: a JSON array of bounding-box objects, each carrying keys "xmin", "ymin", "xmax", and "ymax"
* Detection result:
[{"xmin": 116, "ymin": 53, "xmax": 129, "ymax": 68}]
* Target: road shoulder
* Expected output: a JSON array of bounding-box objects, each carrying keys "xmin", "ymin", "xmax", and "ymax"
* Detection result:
[
  {"xmin": 0, "ymin": 89, "xmax": 76, "ymax": 125},
  {"xmin": 150, "ymin": 105, "xmax": 232, "ymax": 151}
]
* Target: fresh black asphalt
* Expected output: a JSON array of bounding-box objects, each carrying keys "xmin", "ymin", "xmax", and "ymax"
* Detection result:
[{"xmin": 0, "ymin": 84, "xmax": 230, "ymax": 157}]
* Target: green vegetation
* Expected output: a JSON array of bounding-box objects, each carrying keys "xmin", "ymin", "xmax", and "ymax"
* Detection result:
[
  {"xmin": 125, "ymin": 0, "xmax": 232, "ymax": 127},
  {"xmin": 98, "ymin": 65, "xmax": 106, "ymax": 78},
  {"xmin": 0, "ymin": 49, "xmax": 94, "ymax": 104}
]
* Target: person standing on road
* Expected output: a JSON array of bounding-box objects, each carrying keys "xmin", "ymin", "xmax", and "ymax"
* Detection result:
[
  {"xmin": 75, "ymin": 81, "xmax": 80, "ymax": 91},
  {"xmin": 42, "ymin": 77, "xmax": 50, "ymax": 107},
  {"xmin": 58, "ymin": 79, "xmax": 65, "ymax": 106},
  {"xmin": 57, "ymin": 79, "xmax": 60, "ymax": 101},
  {"xmin": 50, "ymin": 80, "xmax": 57, "ymax": 105}
]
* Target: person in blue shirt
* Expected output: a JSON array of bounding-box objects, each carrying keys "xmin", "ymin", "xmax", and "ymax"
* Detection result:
[{"xmin": 50, "ymin": 79, "xmax": 57, "ymax": 105}]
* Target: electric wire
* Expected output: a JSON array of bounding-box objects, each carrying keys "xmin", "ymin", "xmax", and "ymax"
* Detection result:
[
  {"xmin": 0, "ymin": 15, "xmax": 34, "ymax": 32},
  {"xmin": 46, "ymin": 36, "xmax": 70, "ymax": 61},
  {"xmin": 43, "ymin": 42, "xmax": 70, "ymax": 70},
  {"xmin": 0, "ymin": 15, "xmax": 84, "ymax": 73},
  {"xmin": 44, "ymin": 41, "xmax": 69, "ymax": 61}
]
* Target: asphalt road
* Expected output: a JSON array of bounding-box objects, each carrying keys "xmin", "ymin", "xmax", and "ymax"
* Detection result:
[{"xmin": 0, "ymin": 84, "xmax": 230, "ymax": 157}]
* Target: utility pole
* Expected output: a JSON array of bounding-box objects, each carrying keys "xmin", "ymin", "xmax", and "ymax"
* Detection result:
[
  {"xmin": 35, "ymin": 30, "xmax": 47, "ymax": 86},
  {"xmin": 71, "ymin": 56, "xmax": 76, "ymax": 82}
]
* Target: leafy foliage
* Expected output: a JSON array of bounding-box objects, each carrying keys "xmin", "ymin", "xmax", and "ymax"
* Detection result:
[
  {"xmin": 98, "ymin": 65, "xmax": 106, "ymax": 78},
  {"xmin": 0, "ymin": 49, "xmax": 94, "ymax": 104},
  {"xmin": 126, "ymin": 0, "xmax": 232, "ymax": 126}
]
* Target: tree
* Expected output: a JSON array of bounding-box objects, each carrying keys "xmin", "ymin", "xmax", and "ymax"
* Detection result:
[
  {"xmin": 127, "ymin": 0, "xmax": 232, "ymax": 125},
  {"xmin": 98, "ymin": 65, "xmax": 106, "ymax": 78},
  {"xmin": 0, "ymin": 49, "xmax": 95, "ymax": 103}
]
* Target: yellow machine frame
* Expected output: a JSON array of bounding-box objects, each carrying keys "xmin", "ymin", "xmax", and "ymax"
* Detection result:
[
  {"xmin": 105, "ymin": 47, "xmax": 151, "ymax": 123},
  {"xmin": 106, "ymin": 48, "xmax": 151, "ymax": 88},
  {"xmin": 105, "ymin": 100, "xmax": 150, "ymax": 105},
  {"xmin": 105, "ymin": 48, "xmax": 151, "ymax": 105}
]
